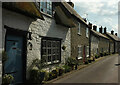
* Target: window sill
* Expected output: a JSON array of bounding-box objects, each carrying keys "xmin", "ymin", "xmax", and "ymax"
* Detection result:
[
  {"xmin": 86, "ymin": 55, "xmax": 89, "ymax": 58},
  {"xmin": 77, "ymin": 33, "xmax": 81, "ymax": 36},
  {"xmin": 45, "ymin": 60, "xmax": 60, "ymax": 65},
  {"xmin": 78, "ymin": 57, "xmax": 82, "ymax": 60}
]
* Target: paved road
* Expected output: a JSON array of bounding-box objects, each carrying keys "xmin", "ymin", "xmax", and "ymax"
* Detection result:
[{"xmin": 53, "ymin": 54, "xmax": 119, "ymax": 83}]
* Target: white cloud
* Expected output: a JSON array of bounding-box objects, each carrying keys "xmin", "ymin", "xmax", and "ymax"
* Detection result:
[
  {"xmin": 99, "ymin": 17, "xmax": 118, "ymax": 33},
  {"xmin": 73, "ymin": 1, "xmax": 118, "ymax": 35},
  {"xmin": 74, "ymin": 2, "xmax": 104, "ymax": 14}
]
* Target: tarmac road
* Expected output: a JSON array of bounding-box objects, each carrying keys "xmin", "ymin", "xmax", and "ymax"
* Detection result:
[{"xmin": 53, "ymin": 54, "xmax": 119, "ymax": 83}]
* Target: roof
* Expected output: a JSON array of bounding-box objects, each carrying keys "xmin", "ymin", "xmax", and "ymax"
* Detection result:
[
  {"xmin": 60, "ymin": 2, "xmax": 88, "ymax": 26},
  {"xmin": 91, "ymin": 29, "xmax": 109, "ymax": 40},
  {"xmin": 106, "ymin": 32, "xmax": 120, "ymax": 41},
  {"xmin": 2, "ymin": 2, "xmax": 44, "ymax": 20}
]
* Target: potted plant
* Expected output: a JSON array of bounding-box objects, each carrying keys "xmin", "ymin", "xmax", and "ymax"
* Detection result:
[
  {"xmin": 28, "ymin": 58, "xmax": 47, "ymax": 84},
  {"xmin": 62, "ymin": 45, "xmax": 66, "ymax": 50},
  {"xmin": 63, "ymin": 65, "xmax": 71, "ymax": 73},
  {"xmin": 65, "ymin": 57, "xmax": 77, "ymax": 70},
  {"xmin": 2, "ymin": 74, "xmax": 14, "ymax": 85},
  {"xmin": 58, "ymin": 67, "xmax": 64, "ymax": 76}
]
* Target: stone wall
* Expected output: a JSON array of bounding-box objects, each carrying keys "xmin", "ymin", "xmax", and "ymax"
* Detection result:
[
  {"xmin": 27, "ymin": 15, "xmax": 71, "ymax": 75},
  {"xmin": 99, "ymin": 38, "xmax": 109, "ymax": 54},
  {"xmin": 91, "ymin": 35, "xmax": 99, "ymax": 56},
  {"xmin": 71, "ymin": 21, "xmax": 90, "ymax": 61}
]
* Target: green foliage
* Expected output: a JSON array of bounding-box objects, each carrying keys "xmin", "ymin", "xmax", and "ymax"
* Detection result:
[
  {"xmin": 48, "ymin": 69, "xmax": 58, "ymax": 80},
  {"xmin": 29, "ymin": 66, "xmax": 45, "ymax": 84},
  {"xmin": 100, "ymin": 53, "xmax": 103, "ymax": 57},
  {"xmin": 65, "ymin": 57, "xmax": 78, "ymax": 68},
  {"xmin": 88, "ymin": 58, "xmax": 92, "ymax": 63},
  {"xmin": 58, "ymin": 68, "xmax": 64, "ymax": 76},
  {"xmin": 103, "ymin": 52, "xmax": 107, "ymax": 56},
  {"xmin": 29, "ymin": 58, "xmax": 47, "ymax": 84},
  {"xmin": 51, "ymin": 69, "xmax": 58, "ymax": 78},
  {"xmin": 2, "ymin": 74, "xmax": 14, "ymax": 84},
  {"xmin": 63, "ymin": 65, "xmax": 72, "ymax": 73},
  {"xmin": 62, "ymin": 45, "xmax": 66, "ymax": 50},
  {"xmin": 2, "ymin": 51, "xmax": 8, "ymax": 64},
  {"xmin": 31, "ymin": 58, "xmax": 46, "ymax": 70},
  {"xmin": 44, "ymin": 71, "xmax": 49, "ymax": 81},
  {"xmin": 95, "ymin": 54, "xmax": 99, "ymax": 59},
  {"xmin": 48, "ymin": 72, "xmax": 53, "ymax": 80}
]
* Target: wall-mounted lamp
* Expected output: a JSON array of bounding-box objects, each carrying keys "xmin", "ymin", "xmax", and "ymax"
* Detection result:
[
  {"xmin": 27, "ymin": 32, "xmax": 32, "ymax": 40},
  {"xmin": 28, "ymin": 42, "xmax": 33, "ymax": 50}
]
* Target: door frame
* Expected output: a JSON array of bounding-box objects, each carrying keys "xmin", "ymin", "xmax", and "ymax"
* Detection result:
[{"xmin": 4, "ymin": 25, "xmax": 28, "ymax": 84}]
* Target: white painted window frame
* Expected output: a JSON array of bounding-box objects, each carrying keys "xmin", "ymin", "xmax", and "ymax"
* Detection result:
[
  {"xmin": 78, "ymin": 45, "xmax": 82, "ymax": 59},
  {"xmin": 78, "ymin": 22, "xmax": 81, "ymax": 35},
  {"xmin": 86, "ymin": 27, "xmax": 89, "ymax": 38},
  {"xmin": 86, "ymin": 46, "xmax": 89, "ymax": 58}
]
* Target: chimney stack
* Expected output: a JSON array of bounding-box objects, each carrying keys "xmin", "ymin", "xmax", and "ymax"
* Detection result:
[
  {"xmin": 99, "ymin": 26, "xmax": 103, "ymax": 33},
  {"xmin": 111, "ymin": 30, "xmax": 114, "ymax": 35},
  {"xmin": 93, "ymin": 25, "xmax": 97, "ymax": 31},
  {"xmin": 67, "ymin": 1, "xmax": 74, "ymax": 8},
  {"xmin": 88, "ymin": 22, "xmax": 92, "ymax": 29},
  {"xmin": 104, "ymin": 27, "xmax": 107, "ymax": 34},
  {"xmin": 83, "ymin": 18, "xmax": 87, "ymax": 22},
  {"xmin": 115, "ymin": 33, "xmax": 117, "ymax": 36}
]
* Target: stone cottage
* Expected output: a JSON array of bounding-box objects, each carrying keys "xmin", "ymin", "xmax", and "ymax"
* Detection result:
[
  {"xmin": 56, "ymin": 2, "xmax": 90, "ymax": 63},
  {"xmin": 104, "ymin": 28, "xmax": 120, "ymax": 54},
  {"xmin": 2, "ymin": 2, "xmax": 44, "ymax": 84},
  {"xmin": 98, "ymin": 26, "xmax": 110, "ymax": 55},
  {"xmin": 90, "ymin": 25, "xmax": 109, "ymax": 58},
  {"xmin": 27, "ymin": 1, "xmax": 73, "ymax": 77}
]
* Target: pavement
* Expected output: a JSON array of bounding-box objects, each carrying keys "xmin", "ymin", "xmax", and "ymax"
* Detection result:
[{"xmin": 48, "ymin": 54, "xmax": 119, "ymax": 83}]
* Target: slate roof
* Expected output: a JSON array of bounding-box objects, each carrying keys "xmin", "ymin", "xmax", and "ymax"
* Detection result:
[
  {"xmin": 60, "ymin": 2, "xmax": 88, "ymax": 26},
  {"xmin": 91, "ymin": 29, "xmax": 109, "ymax": 40},
  {"xmin": 106, "ymin": 32, "xmax": 120, "ymax": 41}
]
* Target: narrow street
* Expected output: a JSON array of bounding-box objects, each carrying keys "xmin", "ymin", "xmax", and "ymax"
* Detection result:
[{"xmin": 53, "ymin": 54, "xmax": 119, "ymax": 83}]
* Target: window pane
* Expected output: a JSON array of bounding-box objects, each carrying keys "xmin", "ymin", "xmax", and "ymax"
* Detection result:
[
  {"xmin": 48, "ymin": 56, "xmax": 51, "ymax": 62},
  {"xmin": 52, "ymin": 55, "xmax": 56, "ymax": 61},
  {"xmin": 41, "ymin": 38, "xmax": 61, "ymax": 64}
]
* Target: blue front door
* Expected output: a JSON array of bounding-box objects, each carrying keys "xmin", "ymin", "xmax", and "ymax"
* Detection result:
[{"xmin": 4, "ymin": 34, "xmax": 23, "ymax": 84}]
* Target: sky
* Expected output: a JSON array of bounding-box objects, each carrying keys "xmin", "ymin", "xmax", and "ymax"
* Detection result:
[{"xmin": 66, "ymin": 0, "xmax": 119, "ymax": 36}]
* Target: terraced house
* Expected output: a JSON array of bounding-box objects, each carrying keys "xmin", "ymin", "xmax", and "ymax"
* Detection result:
[
  {"xmin": 2, "ymin": 1, "xmax": 75, "ymax": 84},
  {"xmin": 2, "ymin": 1, "xmax": 120, "ymax": 85},
  {"xmin": 104, "ymin": 29, "xmax": 120, "ymax": 54},
  {"xmin": 90, "ymin": 25, "xmax": 109, "ymax": 59},
  {"xmin": 61, "ymin": 2, "xmax": 90, "ymax": 63},
  {"xmin": 27, "ymin": 1, "xmax": 74, "ymax": 77},
  {"xmin": 2, "ymin": 2, "xmax": 44, "ymax": 84},
  {"xmin": 98, "ymin": 26, "xmax": 110, "ymax": 55},
  {"xmin": 53, "ymin": 2, "xmax": 90, "ymax": 63}
]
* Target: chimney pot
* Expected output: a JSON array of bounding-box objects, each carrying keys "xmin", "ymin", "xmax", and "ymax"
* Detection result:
[
  {"xmin": 83, "ymin": 18, "xmax": 87, "ymax": 22},
  {"xmin": 93, "ymin": 25, "xmax": 97, "ymax": 31},
  {"xmin": 67, "ymin": 2, "xmax": 74, "ymax": 8},
  {"xmin": 104, "ymin": 27, "xmax": 107, "ymax": 34},
  {"xmin": 99, "ymin": 26, "xmax": 103, "ymax": 33},
  {"xmin": 88, "ymin": 22, "xmax": 92, "ymax": 29},
  {"xmin": 115, "ymin": 33, "xmax": 117, "ymax": 36},
  {"xmin": 111, "ymin": 30, "xmax": 114, "ymax": 35}
]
